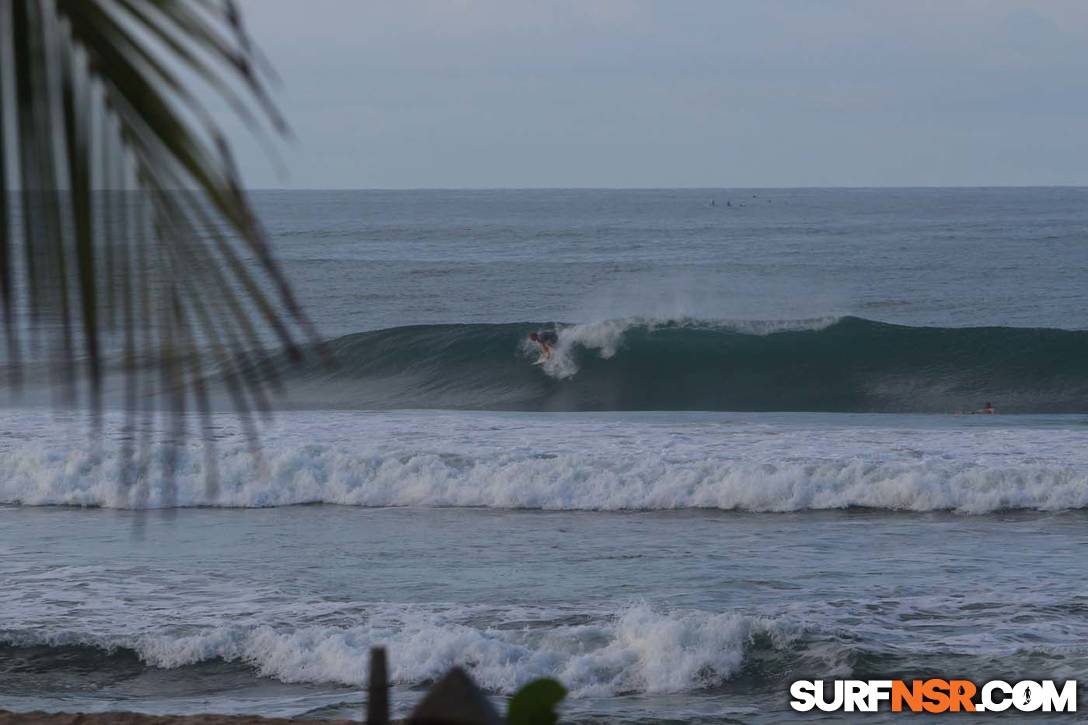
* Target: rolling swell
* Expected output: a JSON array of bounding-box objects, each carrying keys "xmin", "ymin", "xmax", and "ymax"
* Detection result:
[{"xmin": 277, "ymin": 317, "xmax": 1088, "ymax": 412}]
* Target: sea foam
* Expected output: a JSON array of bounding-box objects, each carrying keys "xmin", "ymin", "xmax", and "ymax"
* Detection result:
[
  {"xmin": 0, "ymin": 603, "xmax": 790, "ymax": 696},
  {"xmin": 0, "ymin": 409, "xmax": 1086, "ymax": 513}
]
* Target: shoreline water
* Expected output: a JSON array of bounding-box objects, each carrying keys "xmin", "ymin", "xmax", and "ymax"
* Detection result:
[{"xmin": 4, "ymin": 501, "xmax": 1084, "ymax": 723}]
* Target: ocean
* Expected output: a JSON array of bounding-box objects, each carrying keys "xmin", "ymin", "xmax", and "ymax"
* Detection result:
[{"xmin": 2, "ymin": 188, "xmax": 1088, "ymax": 722}]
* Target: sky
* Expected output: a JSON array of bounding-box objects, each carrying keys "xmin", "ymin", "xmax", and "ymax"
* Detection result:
[{"xmin": 223, "ymin": 0, "xmax": 1088, "ymax": 189}]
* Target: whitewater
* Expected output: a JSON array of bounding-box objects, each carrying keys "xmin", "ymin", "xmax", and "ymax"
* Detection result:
[
  {"xmin": 4, "ymin": 491, "xmax": 1086, "ymax": 723},
  {"xmin": 6, "ymin": 188, "xmax": 1088, "ymax": 723},
  {"xmin": 5, "ymin": 405, "xmax": 1087, "ymax": 721},
  {"xmin": 2, "ymin": 409, "xmax": 1088, "ymax": 513}
]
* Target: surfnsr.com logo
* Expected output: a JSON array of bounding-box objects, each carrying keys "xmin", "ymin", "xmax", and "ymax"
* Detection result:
[{"xmin": 790, "ymin": 679, "xmax": 1077, "ymax": 713}]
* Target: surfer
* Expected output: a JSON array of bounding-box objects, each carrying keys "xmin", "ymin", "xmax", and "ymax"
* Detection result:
[
  {"xmin": 529, "ymin": 330, "xmax": 558, "ymax": 360},
  {"xmin": 972, "ymin": 401, "xmax": 995, "ymax": 415}
]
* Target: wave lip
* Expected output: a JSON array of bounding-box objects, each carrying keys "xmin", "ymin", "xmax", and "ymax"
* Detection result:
[{"xmin": 271, "ymin": 316, "xmax": 1088, "ymax": 413}]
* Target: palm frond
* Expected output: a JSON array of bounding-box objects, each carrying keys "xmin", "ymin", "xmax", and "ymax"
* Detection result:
[{"xmin": 0, "ymin": 0, "xmax": 314, "ymax": 502}]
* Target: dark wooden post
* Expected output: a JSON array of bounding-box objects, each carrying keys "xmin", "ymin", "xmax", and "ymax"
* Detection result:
[{"xmin": 367, "ymin": 646, "xmax": 390, "ymax": 725}]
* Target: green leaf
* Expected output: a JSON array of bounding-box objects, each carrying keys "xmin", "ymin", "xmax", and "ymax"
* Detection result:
[{"xmin": 506, "ymin": 678, "xmax": 567, "ymax": 725}]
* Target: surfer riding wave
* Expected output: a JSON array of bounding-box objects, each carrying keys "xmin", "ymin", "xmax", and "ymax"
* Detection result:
[{"xmin": 529, "ymin": 330, "xmax": 558, "ymax": 361}]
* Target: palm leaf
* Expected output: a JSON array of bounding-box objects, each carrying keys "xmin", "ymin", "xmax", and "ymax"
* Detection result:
[{"xmin": 0, "ymin": 0, "xmax": 315, "ymax": 503}]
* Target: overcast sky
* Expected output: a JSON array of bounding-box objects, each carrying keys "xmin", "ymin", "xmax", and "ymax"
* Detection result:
[{"xmin": 226, "ymin": 0, "xmax": 1088, "ymax": 188}]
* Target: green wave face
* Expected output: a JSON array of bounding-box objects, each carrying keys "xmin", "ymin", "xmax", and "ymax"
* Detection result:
[{"xmin": 275, "ymin": 318, "xmax": 1088, "ymax": 413}]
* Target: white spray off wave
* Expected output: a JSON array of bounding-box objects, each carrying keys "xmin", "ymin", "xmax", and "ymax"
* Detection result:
[
  {"xmin": 526, "ymin": 318, "xmax": 632, "ymax": 379},
  {"xmin": 528, "ymin": 316, "xmax": 840, "ymax": 379}
]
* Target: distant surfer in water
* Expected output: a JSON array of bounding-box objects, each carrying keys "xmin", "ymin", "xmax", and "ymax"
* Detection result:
[
  {"xmin": 972, "ymin": 401, "xmax": 995, "ymax": 415},
  {"xmin": 529, "ymin": 330, "xmax": 558, "ymax": 361}
]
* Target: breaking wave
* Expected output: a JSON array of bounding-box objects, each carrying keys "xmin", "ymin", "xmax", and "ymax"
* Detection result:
[
  {"xmin": 2, "ymin": 413, "xmax": 1087, "ymax": 513},
  {"xmin": 0, "ymin": 604, "xmax": 795, "ymax": 697},
  {"xmin": 272, "ymin": 317, "xmax": 1088, "ymax": 412}
]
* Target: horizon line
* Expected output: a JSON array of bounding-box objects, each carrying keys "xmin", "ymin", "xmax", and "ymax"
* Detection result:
[
  {"xmin": 238, "ymin": 184, "xmax": 1088, "ymax": 192},
  {"xmin": 14, "ymin": 184, "xmax": 1088, "ymax": 193}
]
